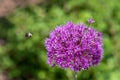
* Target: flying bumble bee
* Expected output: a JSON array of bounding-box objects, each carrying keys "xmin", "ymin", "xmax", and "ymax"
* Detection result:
[{"xmin": 25, "ymin": 32, "xmax": 32, "ymax": 38}]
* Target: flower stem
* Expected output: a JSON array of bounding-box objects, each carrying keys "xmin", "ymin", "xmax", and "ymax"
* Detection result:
[{"xmin": 74, "ymin": 71, "xmax": 77, "ymax": 80}]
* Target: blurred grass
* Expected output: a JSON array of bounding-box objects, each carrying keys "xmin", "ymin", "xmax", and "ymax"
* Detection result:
[{"xmin": 0, "ymin": 0, "xmax": 120, "ymax": 80}]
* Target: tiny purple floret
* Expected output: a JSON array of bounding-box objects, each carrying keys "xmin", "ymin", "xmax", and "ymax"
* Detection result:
[
  {"xmin": 45, "ymin": 21, "xmax": 103, "ymax": 71},
  {"xmin": 88, "ymin": 18, "xmax": 95, "ymax": 24}
]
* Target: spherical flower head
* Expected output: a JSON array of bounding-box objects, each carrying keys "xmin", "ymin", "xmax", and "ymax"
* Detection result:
[
  {"xmin": 88, "ymin": 18, "xmax": 95, "ymax": 24},
  {"xmin": 45, "ymin": 21, "xmax": 103, "ymax": 72}
]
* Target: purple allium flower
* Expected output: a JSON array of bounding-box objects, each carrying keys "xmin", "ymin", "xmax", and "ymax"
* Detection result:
[
  {"xmin": 45, "ymin": 21, "xmax": 103, "ymax": 71},
  {"xmin": 88, "ymin": 18, "xmax": 95, "ymax": 24}
]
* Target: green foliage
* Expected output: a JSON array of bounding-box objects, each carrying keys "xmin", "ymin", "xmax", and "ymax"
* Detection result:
[{"xmin": 0, "ymin": 0, "xmax": 120, "ymax": 80}]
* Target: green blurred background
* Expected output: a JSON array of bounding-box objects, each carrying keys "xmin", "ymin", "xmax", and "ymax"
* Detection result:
[{"xmin": 0, "ymin": 0, "xmax": 120, "ymax": 80}]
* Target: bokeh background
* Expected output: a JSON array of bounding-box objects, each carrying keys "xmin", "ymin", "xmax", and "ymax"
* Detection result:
[{"xmin": 0, "ymin": 0, "xmax": 120, "ymax": 80}]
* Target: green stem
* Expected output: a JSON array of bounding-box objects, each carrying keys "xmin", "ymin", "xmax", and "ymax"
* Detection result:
[
  {"xmin": 88, "ymin": 23, "xmax": 91, "ymax": 27},
  {"xmin": 74, "ymin": 71, "xmax": 77, "ymax": 80}
]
